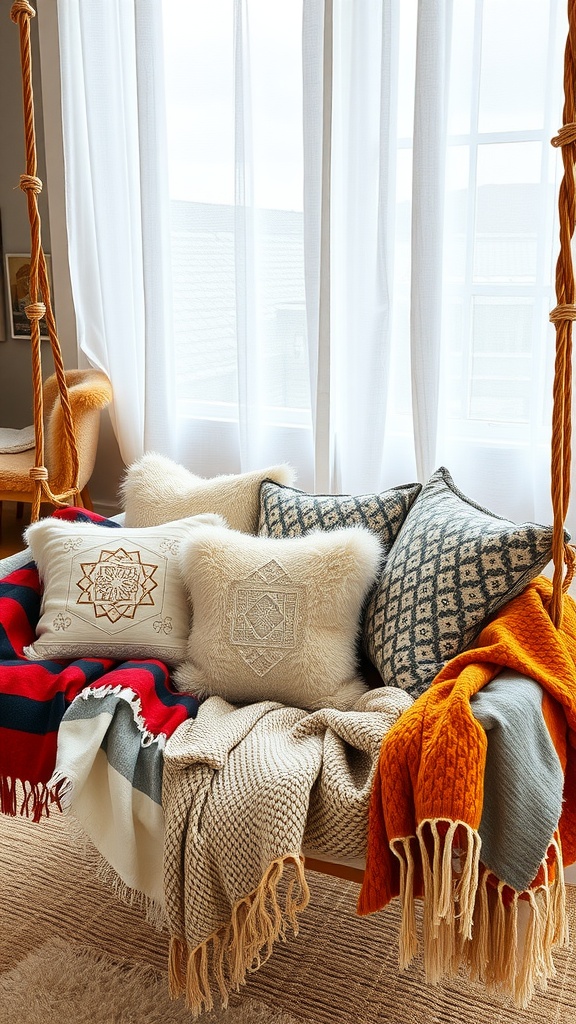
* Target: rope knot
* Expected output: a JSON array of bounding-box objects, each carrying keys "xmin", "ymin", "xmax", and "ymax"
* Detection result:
[
  {"xmin": 19, "ymin": 174, "xmax": 42, "ymax": 195},
  {"xmin": 29, "ymin": 467, "xmax": 48, "ymax": 482},
  {"xmin": 24, "ymin": 302, "xmax": 46, "ymax": 322},
  {"xmin": 551, "ymin": 122, "xmax": 576, "ymax": 148},
  {"xmin": 549, "ymin": 303, "xmax": 576, "ymax": 323},
  {"xmin": 10, "ymin": 0, "xmax": 35, "ymax": 24}
]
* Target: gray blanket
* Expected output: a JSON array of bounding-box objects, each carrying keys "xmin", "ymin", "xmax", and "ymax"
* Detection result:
[{"xmin": 471, "ymin": 669, "xmax": 564, "ymax": 891}]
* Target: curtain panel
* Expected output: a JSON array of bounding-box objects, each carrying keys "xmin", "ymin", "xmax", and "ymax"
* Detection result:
[{"xmin": 56, "ymin": 0, "xmax": 570, "ymax": 533}]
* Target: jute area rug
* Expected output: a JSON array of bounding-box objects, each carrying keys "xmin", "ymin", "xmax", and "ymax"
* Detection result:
[{"xmin": 0, "ymin": 813, "xmax": 574, "ymax": 1024}]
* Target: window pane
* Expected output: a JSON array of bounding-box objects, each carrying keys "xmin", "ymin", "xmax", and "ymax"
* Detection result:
[
  {"xmin": 163, "ymin": 2, "xmax": 234, "ymax": 205},
  {"xmin": 162, "ymin": 1, "xmax": 307, "ymax": 419},
  {"xmin": 469, "ymin": 298, "xmax": 534, "ymax": 423},
  {"xmin": 474, "ymin": 143, "xmax": 542, "ymax": 283},
  {"xmin": 478, "ymin": 0, "xmax": 552, "ymax": 133},
  {"xmin": 447, "ymin": 3, "xmax": 475, "ymax": 136},
  {"xmin": 444, "ymin": 146, "xmax": 470, "ymax": 286}
]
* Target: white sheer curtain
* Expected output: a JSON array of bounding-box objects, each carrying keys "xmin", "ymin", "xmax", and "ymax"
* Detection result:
[
  {"xmin": 56, "ymin": 0, "xmax": 571, "ymax": 532},
  {"xmin": 57, "ymin": 0, "xmax": 175, "ymax": 465}
]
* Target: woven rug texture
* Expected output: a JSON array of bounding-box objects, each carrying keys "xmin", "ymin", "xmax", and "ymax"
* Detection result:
[
  {"xmin": 0, "ymin": 938, "xmax": 302, "ymax": 1024},
  {"xmin": 0, "ymin": 813, "xmax": 574, "ymax": 1024}
]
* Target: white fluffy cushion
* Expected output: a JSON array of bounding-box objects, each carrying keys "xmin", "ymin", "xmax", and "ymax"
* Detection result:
[
  {"xmin": 122, "ymin": 454, "xmax": 296, "ymax": 533},
  {"xmin": 24, "ymin": 513, "xmax": 224, "ymax": 664},
  {"xmin": 174, "ymin": 524, "xmax": 383, "ymax": 711}
]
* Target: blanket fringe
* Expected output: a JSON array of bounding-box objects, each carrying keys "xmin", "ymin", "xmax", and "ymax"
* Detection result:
[
  {"xmin": 45, "ymin": 769, "xmax": 74, "ymax": 811},
  {"xmin": 95, "ymin": 855, "xmax": 167, "ymax": 932},
  {"xmin": 80, "ymin": 685, "xmax": 167, "ymax": 748},
  {"xmin": 57, "ymin": 816, "xmax": 168, "ymax": 931},
  {"xmin": 393, "ymin": 820, "xmax": 569, "ymax": 1009},
  {"xmin": 0, "ymin": 774, "xmax": 62, "ymax": 822},
  {"xmin": 168, "ymin": 854, "xmax": 310, "ymax": 1017}
]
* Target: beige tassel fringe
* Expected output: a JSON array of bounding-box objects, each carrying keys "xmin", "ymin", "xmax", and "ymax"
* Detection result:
[
  {"xmin": 391, "ymin": 836, "xmax": 418, "ymax": 967},
  {"xmin": 393, "ymin": 819, "xmax": 569, "ymax": 1009},
  {"xmin": 168, "ymin": 854, "xmax": 310, "ymax": 1017}
]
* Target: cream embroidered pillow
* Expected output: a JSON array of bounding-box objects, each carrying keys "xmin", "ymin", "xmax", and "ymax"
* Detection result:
[
  {"xmin": 121, "ymin": 453, "xmax": 296, "ymax": 533},
  {"xmin": 23, "ymin": 513, "xmax": 224, "ymax": 664},
  {"xmin": 174, "ymin": 524, "xmax": 383, "ymax": 711}
]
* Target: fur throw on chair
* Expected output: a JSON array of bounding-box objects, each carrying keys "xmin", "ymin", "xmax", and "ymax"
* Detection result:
[
  {"xmin": 0, "ymin": 369, "xmax": 112, "ymax": 497},
  {"xmin": 44, "ymin": 369, "xmax": 112, "ymax": 494}
]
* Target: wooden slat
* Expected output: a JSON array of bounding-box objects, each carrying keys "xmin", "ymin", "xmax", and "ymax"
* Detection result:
[{"xmin": 304, "ymin": 856, "xmax": 365, "ymax": 885}]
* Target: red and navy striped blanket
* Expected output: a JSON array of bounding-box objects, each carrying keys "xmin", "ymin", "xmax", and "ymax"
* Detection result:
[{"xmin": 0, "ymin": 508, "xmax": 200, "ymax": 824}]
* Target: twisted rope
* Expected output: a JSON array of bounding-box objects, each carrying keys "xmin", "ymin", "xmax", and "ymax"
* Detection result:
[
  {"xmin": 10, "ymin": 0, "xmax": 80, "ymax": 520},
  {"xmin": 548, "ymin": 0, "xmax": 576, "ymax": 626}
]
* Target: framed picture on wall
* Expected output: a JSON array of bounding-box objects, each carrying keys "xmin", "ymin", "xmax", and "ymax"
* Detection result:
[
  {"xmin": 0, "ymin": 215, "xmax": 6, "ymax": 342},
  {"xmin": 5, "ymin": 253, "xmax": 52, "ymax": 340}
]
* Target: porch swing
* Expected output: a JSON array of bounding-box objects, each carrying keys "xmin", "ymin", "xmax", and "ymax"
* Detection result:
[
  {"xmin": 0, "ymin": 0, "xmax": 112, "ymax": 528},
  {"xmin": 1, "ymin": 0, "xmax": 576, "ymax": 1016}
]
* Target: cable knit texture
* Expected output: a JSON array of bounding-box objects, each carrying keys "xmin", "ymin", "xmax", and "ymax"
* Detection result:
[{"xmin": 359, "ymin": 575, "xmax": 576, "ymax": 1008}]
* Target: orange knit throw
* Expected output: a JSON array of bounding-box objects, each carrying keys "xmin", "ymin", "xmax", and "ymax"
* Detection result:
[{"xmin": 358, "ymin": 576, "xmax": 576, "ymax": 1007}]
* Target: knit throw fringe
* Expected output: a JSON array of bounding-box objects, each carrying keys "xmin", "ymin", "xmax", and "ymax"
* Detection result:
[
  {"xmin": 0, "ymin": 774, "xmax": 63, "ymax": 822},
  {"xmin": 168, "ymin": 854, "xmax": 310, "ymax": 1017},
  {"xmin": 392, "ymin": 818, "xmax": 569, "ymax": 1009}
]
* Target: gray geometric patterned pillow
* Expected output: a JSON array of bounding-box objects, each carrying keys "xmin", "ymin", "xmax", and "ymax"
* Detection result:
[
  {"xmin": 258, "ymin": 479, "xmax": 422, "ymax": 551},
  {"xmin": 364, "ymin": 466, "xmax": 563, "ymax": 697}
]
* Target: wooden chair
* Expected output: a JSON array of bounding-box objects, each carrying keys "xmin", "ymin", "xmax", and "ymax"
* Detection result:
[{"xmin": 0, "ymin": 368, "xmax": 112, "ymax": 524}]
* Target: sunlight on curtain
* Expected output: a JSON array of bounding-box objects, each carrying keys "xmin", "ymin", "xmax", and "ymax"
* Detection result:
[
  {"xmin": 58, "ymin": 0, "xmax": 570, "ymax": 531},
  {"xmin": 57, "ymin": 0, "xmax": 175, "ymax": 465},
  {"xmin": 377, "ymin": 0, "xmax": 567, "ymax": 526},
  {"xmin": 434, "ymin": 0, "xmax": 567, "ymax": 528},
  {"xmin": 161, "ymin": 0, "xmax": 568, "ymax": 523},
  {"xmin": 162, "ymin": 0, "xmax": 315, "ymax": 481}
]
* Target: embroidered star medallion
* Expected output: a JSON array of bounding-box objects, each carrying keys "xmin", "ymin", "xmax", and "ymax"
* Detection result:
[{"xmin": 76, "ymin": 547, "xmax": 159, "ymax": 623}]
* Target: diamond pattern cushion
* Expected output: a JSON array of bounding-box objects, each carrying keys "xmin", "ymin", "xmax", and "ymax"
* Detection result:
[
  {"xmin": 258, "ymin": 480, "xmax": 422, "ymax": 547},
  {"xmin": 258, "ymin": 480, "xmax": 422, "ymax": 681},
  {"xmin": 364, "ymin": 466, "xmax": 563, "ymax": 697}
]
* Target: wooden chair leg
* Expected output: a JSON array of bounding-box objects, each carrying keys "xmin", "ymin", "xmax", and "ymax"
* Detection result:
[{"xmin": 79, "ymin": 487, "xmax": 94, "ymax": 512}]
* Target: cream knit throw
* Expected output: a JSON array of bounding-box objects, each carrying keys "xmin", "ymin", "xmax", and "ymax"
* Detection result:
[{"xmin": 162, "ymin": 687, "xmax": 411, "ymax": 1015}]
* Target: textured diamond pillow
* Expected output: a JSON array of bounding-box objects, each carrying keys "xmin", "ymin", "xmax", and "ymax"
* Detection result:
[
  {"xmin": 258, "ymin": 480, "xmax": 422, "ymax": 684},
  {"xmin": 364, "ymin": 466, "xmax": 563, "ymax": 697},
  {"xmin": 174, "ymin": 523, "xmax": 383, "ymax": 711},
  {"xmin": 122, "ymin": 453, "xmax": 296, "ymax": 533},
  {"xmin": 23, "ymin": 512, "xmax": 224, "ymax": 664},
  {"xmin": 258, "ymin": 479, "xmax": 421, "ymax": 546}
]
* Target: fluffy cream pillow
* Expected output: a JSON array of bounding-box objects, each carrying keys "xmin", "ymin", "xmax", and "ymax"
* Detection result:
[
  {"xmin": 24, "ymin": 513, "xmax": 224, "ymax": 664},
  {"xmin": 121, "ymin": 453, "xmax": 296, "ymax": 533},
  {"xmin": 174, "ymin": 524, "xmax": 383, "ymax": 711}
]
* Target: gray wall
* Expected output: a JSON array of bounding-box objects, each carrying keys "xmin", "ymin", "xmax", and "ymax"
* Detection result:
[{"xmin": 0, "ymin": 7, "xmax": 125, "ymax": 514}]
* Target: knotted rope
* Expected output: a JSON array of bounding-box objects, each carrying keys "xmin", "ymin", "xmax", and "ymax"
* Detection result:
[
  {"xmin": 10, "ymin": 0, "xmax": 80, "ymax": 521},
  {"xmin": 549, "ymin": 0, "xmax": 576, "ymax": 627}
]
